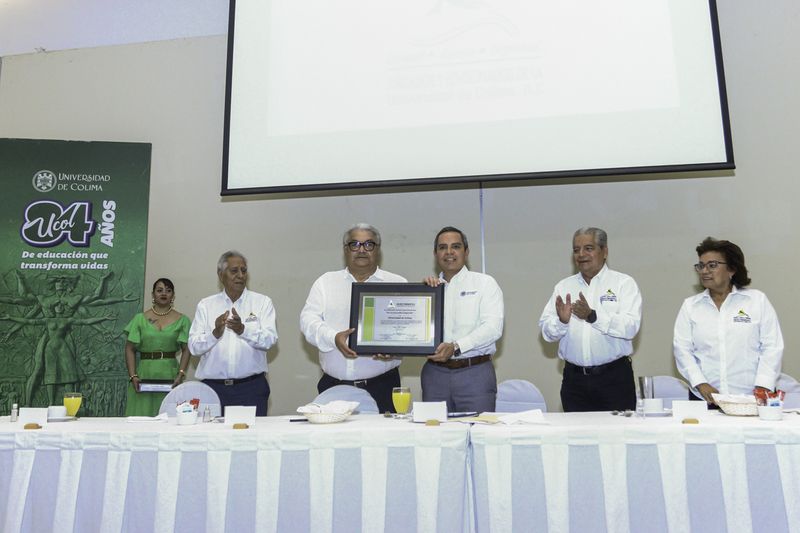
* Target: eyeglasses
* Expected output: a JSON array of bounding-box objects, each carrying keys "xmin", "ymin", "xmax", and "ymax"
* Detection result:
[
  {"xmin": 694, "ymin": 260, "xmax": 727, "ymax": 272},
  {"xmin": 346, "ymin": 240, "xmax": 377, "ymax": 252}
]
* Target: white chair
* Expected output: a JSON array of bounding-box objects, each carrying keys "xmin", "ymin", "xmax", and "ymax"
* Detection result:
[
  {"xmin": 313, "ymin": 385, "xmax": 379, "ymax": 414},
  {"xmin": 495, "ymin": 379, "xmax": 547, "ymax": 413},
  {"xmin": 159, "ymin": 381, "xmax": 221, "ymax": 417},
  {"xmin": 776, "ymin": 373, "xmax": 800, "ymax": 392},
  {"xmin": 652, "ymin": 375, "xmax": 690, "ymax": 409},
  {"xmin": 777, "ymin": 373, "xmax": 800, "ymax": 409}
]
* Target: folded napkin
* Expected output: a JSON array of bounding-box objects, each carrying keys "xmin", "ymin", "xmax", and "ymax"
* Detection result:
[
  {"xmin": 497, "ymin": 409, "xmax": 550, "ymax": 425},
  {"xmin": 711, "ymin": 393, "xmax": 756, "ymax": 404},
  {"xmin": 297, "ymin": 401, "xmax": 359, "ymax": 415},
  {"xmin": 126, "ymin": 412, "xmax": 169, "ymax": 423}
]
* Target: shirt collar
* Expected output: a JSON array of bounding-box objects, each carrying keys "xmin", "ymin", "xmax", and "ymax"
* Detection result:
[
  {"xmin": 439, "ymin": 265, "xmax": 469, "ymax": 283},
  {"xmin": 345, "ymin": 267, "xmax": 383, "ymax": 282},
  {"xmin": 700, "ymin": 284, "xmax": 745, "ymax": 301},
  {"xmin": 577, "ymin": 263, "xmax": 608, "ymax": 286},
  {"xmin": 221, "ymin": 287, "xmax": 248, "ymax": 305}
]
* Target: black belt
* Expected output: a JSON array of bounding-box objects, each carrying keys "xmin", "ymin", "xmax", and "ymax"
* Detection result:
[
  {"xmin": 430, "ymin": 354, "xmax": 492, "ymax": 370},
  {"xmin": 326, "ymin": 368, "xmax": 397, "ymax": 389},
  {"xmin": 140, "ymin": 351, "xmax": 175, "ymax": 360},
  {"xmin": 203, "ymin": 372, "xmax": 264, "ymax": 386},
  {"xmin": 565, "ymin": 356, "xmax": 630, "ymax": 376}
]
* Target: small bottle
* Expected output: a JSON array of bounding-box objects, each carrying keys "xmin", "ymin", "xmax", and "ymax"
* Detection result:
[
  {"xmin": 10, "ymin": 403, "xmax": 19, "ymax": 422},
  {"xmin": 203, "ymin": 405, "xmax": 212, "ymax": 423}
]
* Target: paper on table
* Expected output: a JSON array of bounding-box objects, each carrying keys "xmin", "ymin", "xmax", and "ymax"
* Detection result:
[
  {"xmin": 126, "ymin": 413, "xmax": 169, "ymax": 423},
  {"xmin": 454, "ymin": 414, "xmax": 501, "ymax": 424},
  {"xmin": 497, "ymin": 409, "xmax": 550, "ymax": 425}
]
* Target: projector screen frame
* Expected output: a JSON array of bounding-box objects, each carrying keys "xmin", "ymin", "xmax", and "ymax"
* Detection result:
[{"xmin": 221, "ymin": 0, "xmax": 734, "ymax": 197}]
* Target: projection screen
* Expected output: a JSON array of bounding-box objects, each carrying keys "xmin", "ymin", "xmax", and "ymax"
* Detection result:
[{"xmin": 222, "ymin": 0, "xmax": 733, "ymax": 195}]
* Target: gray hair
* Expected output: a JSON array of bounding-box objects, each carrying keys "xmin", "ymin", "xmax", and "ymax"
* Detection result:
[
  {"xmin": 573, "ymin": 227, "xmax": 608, "ymax": 248},
  {"xmin": 342, "ymin": 223, "xmax": 381, "ymax": 246},
  {"xmin": 217, "ymin": 250, "xmax": 247, "ymax": 273}
]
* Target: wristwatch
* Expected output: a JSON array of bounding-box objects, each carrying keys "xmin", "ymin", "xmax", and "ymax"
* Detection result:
[
  {"xmin": 587, "ymin": 310, "xmax": 597, "ymax": 324},
  {"xmin": 452, "ymin": 342, "xmax": 461, "ymax": 357}
]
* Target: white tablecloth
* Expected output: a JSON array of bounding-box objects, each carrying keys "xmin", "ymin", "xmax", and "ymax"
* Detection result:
[
  {"xmin": 0, "ymin": 415, "xmax": 471, "ymax": 533},
  {"xmin": 470, "ymin": 411, "xmax": 800, "ymax": 533}
]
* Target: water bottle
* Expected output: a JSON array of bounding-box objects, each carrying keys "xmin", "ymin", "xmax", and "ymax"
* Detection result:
[
  {"xmin": 10, "ymin": 403, "xmax": 19, "ymax": 422},
  {"xmin": 203, "ymin": 405, "xmax": 212, "ymax": 423}
]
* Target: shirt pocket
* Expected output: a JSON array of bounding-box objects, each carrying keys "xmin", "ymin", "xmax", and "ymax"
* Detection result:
[
  {"xmin": 598, "ymin": 295, "xmax": 620, "ymax": 314},
  {"xmin": 457, "ymin": 289, "xmax": 482, "ymax": 328},
  {"xmin": 730, "ymin": 317, "xmax": 760, "ymax": 360}
]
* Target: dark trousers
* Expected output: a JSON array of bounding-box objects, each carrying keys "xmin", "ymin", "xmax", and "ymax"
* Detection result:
[
  {"xmin": 203, "ymin": 374, "xmax": 270, "ymax": 416},
  {"xmin": 560, "ymin": 356, "xmax": 636, "ymax": 412},
  {"xmin": 318, "ymin": 367, "xmax": 401, "ymax": 414}
]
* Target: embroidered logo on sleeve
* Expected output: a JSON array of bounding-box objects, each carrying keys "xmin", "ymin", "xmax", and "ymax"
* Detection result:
[
  {"xmin": 733, "ymin": 309, "xmax": 751, "ymax": 323},
  {"xmin": 599, "ymin": 289, "xmax": 617, "ymax": 303},
  {"xmin": 245, "ymin": 312, "xmax": 258, "ymax": 323},
  {"xmin": 460, "ymin": 290, "xmax": 478, "ymax": 297}
]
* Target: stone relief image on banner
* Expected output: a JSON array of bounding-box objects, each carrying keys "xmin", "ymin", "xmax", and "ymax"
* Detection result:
[{"xmin": 0, "ymin": 139, "xmax": 151, "ymax": 416}]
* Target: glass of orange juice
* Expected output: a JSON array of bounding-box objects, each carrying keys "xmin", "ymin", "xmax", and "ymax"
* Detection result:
[
  {"xmin": 392, "ymin": 386, "xmax": 412, "ymax": 418},
  {"xmin": 64, "ymin": 392, "xmax": 82, "ymax": 417}
]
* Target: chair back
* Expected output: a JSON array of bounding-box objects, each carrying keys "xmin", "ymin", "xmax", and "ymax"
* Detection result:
[
  {"xmin": 652, "ymin": 375, "xmax": 690, "ymax": 409},
  {"xmin": 159, "ymin": 381, "xmax": 221, "ymax": 417},
  {"xmin": 776, "ymin": 373, "xmax": 800, "ymax": 393},
  {"xmin": 777, "ymin": 373, "xmax": 800, "ymax": 409},
  {"xmin": 495, "ymin": 379, "xmax": 547, "ymax": 413},
  {"xmin": 313, "ymin": 385, "xmax": 379, "ymax": 414}
]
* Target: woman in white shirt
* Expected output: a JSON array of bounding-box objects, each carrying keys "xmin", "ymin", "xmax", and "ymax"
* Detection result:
[{"xmin": 673, "ymin": 237, "xmax": 783, "ymax": 405}]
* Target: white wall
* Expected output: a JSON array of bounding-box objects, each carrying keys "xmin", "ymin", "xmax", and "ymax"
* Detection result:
[
  {"xmin": 1, "ymin": 0, "xmax": 798, "ymax": 414},
  {"xmin": 0, "ymin": 0, "xmax": 226, "ymax": 56}
]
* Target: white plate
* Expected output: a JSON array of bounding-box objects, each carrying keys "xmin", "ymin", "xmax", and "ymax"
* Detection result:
[
  {"xmin": 644, "ymin": 410, "xmax": 671, "ymax": 417},
  {"xmin": 47, "ymin": 416, "xmax": 78, "ymax": 422}
]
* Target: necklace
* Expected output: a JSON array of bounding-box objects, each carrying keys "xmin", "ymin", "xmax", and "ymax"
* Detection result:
[{"xmin": 151, "ymin": 305, "xmax": 172, "ymax": 316}]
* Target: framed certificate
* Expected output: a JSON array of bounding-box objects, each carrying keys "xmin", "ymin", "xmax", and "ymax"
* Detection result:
[
  {"xmin": 138, "ymin": 379, "xmax": 174, "ymax": 393},
  {"xmin": 348, "ymin": 282, "xmax": 444, "ymax": 355}
]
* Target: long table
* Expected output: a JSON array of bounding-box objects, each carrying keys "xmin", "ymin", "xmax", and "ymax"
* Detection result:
[
  {"xmin": 3, "ymin": 412, "xmax": 800, "ymax": 533},
  {"xmin": 470, "ymin": 412, "xmax": 800, "ymax": 533},
  {"xmin": 0, "ymin": 416, "xmax": 471, "ymax": 533}
]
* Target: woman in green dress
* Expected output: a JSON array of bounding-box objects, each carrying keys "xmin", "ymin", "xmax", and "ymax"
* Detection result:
[{"xmin": 124, "ymin": 278, "xmax": 192, "ymax": 416}]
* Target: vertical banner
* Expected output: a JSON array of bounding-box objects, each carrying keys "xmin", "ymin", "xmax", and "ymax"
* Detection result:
[{"xmin": 0, "ymin": 139, "xmax": 151, "ymax": 416}]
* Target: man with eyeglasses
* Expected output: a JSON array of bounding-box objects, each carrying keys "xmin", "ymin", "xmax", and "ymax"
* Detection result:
[
  {"xmin": 300, "ymin": 223, "xmax": 407, "ymax": 413},
  {"xmin": 421, "ymin": 226, "xmax": 504, "ymax": 413},
  {"xmin": 188, "ymin": 251, "xmax": 278, "ymax": 416},
  {"xmin": 539, "ymin": 227, "xmax": 642, "ymax": 412}
]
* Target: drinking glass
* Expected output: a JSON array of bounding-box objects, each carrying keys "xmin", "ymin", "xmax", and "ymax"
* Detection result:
[
  {"xmin": 638, "ymin": 376, "xmax": 654, "ymax": 399},
  {"xmin": 64, "ymin": 392, "xmax": 83, "ymax": 417},
  {"xmin": 392, "ymin": 386, "xmax": 412, "ymax": 418}
]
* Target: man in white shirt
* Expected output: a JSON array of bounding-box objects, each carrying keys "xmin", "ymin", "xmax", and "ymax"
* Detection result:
[
  {"xmin": 422, "ymin": 227, "xmax": 504, "ymax": 413},
  {"xmin": 188, "ymin": 251, "xmax": 277, "ymax": 416},
  {"xmin": 300, "ymin": 224, "xmax": 407, "ymax": 413},
  {"xmin": 539, "ymin": 227, "xmax": 642, "ymax": 412}
]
